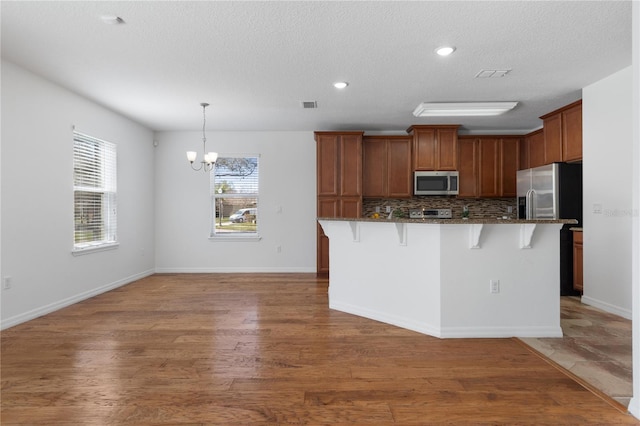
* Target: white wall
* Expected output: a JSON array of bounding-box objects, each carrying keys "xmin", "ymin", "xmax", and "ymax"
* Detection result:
[
  {"xmin": 154, "ymin": 130, "xmax": 317, "ymax": 272},
  {"xmin": 629, "ymin": 1, "xmax": 640, "ymax": 419},
  {"xmin": 0, "ymin": 61, "xmax": 156, "ymax": 328},
  {"xmin": 582, "ymin": 66, "xmax": 634, "ymax": 318}
]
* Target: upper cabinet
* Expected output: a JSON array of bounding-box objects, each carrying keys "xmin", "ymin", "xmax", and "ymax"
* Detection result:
[
  {"xmin": 315, "ymin": 132, "xmax": 363, "ymax": 198},
  {"xmin": 363, "ymin": 136, "xmax": 412, "ymax": 198},
  {"xmin": 500, "ymin": 137, "xmax": 520, "ymax": 197},
  {"xmin": 458, "ymin": 136, "xmax": 520, "ymax": 198},
  {"xmin": 561, "ymin": 102, "xmax": 583, "ymax": 162},
  {"xmin": 541, "ymin": 100, "xmax": 582, "ymax": 163},
  {"xmin": 520, "ymin": 129, "xmax": 544, "ymax": 169},
  {"xmin": 407, "ymin": 125, "xmax": 459, "ymax": 171}
]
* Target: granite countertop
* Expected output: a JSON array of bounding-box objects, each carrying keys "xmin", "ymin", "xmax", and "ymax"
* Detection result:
[
  {"xmin": 318, "ymin": 217, "xmax": 578, "ymax": 225},
  {"xmin": 570, "ymin": 227, "xmax": 583, "ymax": 231}
]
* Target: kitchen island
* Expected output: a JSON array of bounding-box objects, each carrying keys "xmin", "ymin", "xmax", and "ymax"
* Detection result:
[{"xmin": 318, "ymin": 217, "xmax": 577, "ymax": 338}]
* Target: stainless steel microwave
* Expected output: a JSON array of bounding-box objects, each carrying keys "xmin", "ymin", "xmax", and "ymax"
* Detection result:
[{"xmin": 414, "ymin": 171, "xmax": 459, "ymax": 195}]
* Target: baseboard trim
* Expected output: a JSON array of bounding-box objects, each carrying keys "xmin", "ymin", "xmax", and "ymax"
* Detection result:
[
  {"xmin": 329, "ymin": 300, "xmax": 562, "ymax": 339},
  {"xmin": 0, "ymin": 269, "xmax": 155, "ymax": 330},
  {"xmin": 581, "ymin": 295, "xmax": 632, "ymax": 320},
  {"xmin": 154, "ymin": 266, "xmax": 316, "ymax": 273},
  {"xmin": 329, "ymin": 300, "xmax": 443, "ymax": 337}
]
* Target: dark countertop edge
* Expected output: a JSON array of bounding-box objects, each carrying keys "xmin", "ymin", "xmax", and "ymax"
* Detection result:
[{"xmin": 317, "ymin": 217, "xmax": 578, "ymax": 225}]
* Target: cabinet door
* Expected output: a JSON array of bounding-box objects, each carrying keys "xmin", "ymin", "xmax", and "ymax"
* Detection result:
[
  {"xmin": 562, "ymin": 103, "xmax": 582, "ymax": 162},
  {"xmin": 316, "ymin": 134, "xmax": 339, "ymax": 196},
  {"xmin": 340, "ymin": 134, "xmax": 362, "ymax": 197},
  {"xmin": 387, "ymin": 137, "xmax": 412, "ymax": 197},
  {"xmin": 573, "ymin": 231, "xmax": 583, "ymax": 292},
  {"xmin": 478, "ymin": 138, "xmax": 500, "ymax": 197},
  {"xmin": 543, "ymin": 113, "xmax": 563, "ymax": 164},
  {"xmin": 500, "ymin": 138, "xmax": 520, "ymax": 197},
  {"xmin": 340, "ymin": 197, "xmax": 362, "ymax": 219},
  {"xmin": 363, "ymin": 137, "xmax": 387, "ymax": 197},
  {"xmin": 519, "ymin": 137, "xmax": 530, "ymax": 170},
  {"xmin": 413, "ymin": 128, "xmax": 436, "ymax": 170},
  {"xmin": 436, "ymin": 128, "xmax": 458, "ymax": 171},
  {"xmin": 528, "ymin": 130, "xmax": 545, "ymax": 168},
  {"xmin": 457, "ymin": 138, "xmax": 477, "ymax": 197}
]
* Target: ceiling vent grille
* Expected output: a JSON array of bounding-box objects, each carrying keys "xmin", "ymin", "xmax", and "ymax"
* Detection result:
[
  {"xmin": 475, "ymin": 69, "xmax": 511, "ymax": 78},
  {"xmin": 301, "ymin": 101, "xmax": 318, "ymax": 109}
]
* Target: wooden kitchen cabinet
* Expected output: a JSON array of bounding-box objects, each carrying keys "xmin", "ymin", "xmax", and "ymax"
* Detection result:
[
  {"xmin": 478, "ymin": 138, "xmax": 501, "ymax": 197},
  {"xmin": 363, "ymin": 136, "xmax": 412, "ymax": 198},
  {"xmin": 541, "ymin": 100, "xmax": 582, "ymax": 164},
  {"xmin": 562, "ymin": 102, "xmax": 583, "ymax": 162},
  {"xmin": 543, "ymin": 112, "xmax": 563, "ymax": 164},
  {"xmin": 500, "ymin": 137, "xmax": 520, "ymax": 196},
  {"xmin": 316, "ymin": 132, "xmax": 363, "ymax": 197},
  {"xmin": 315, "ymin": 131, "xmax": 364, "ymax": 275},
  {"xmin": 457, "ymin": 138, "xmax": 477, "ymax": 197},
  {"xmin": 520, "ymin": 129, "xmax": 544, "ymax": 169},
  {"xmin": 458, "ymin": 136, "xmax": 519, "ymax": 198},
  {"xmin": 407, "ymin": 125, "xmax": 459, "ymax": 171},
  {"xmin": 573, "ymin": 230, "xmax": 583, "ymax": 293}
]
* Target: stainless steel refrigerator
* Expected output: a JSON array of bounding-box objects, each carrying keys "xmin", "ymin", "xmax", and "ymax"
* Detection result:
[{"xmin": 517, "ymin": 162, "xmax": 583, "ymax": 295}]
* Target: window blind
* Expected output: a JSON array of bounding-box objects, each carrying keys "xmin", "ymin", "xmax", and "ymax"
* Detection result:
[
  {"xmin": 73, "ymin": 131, "xmax": 117, "ymax": 249},
  {"xmin": 210, "ymin": 156, "xmax": 259, "ymax": 236}
]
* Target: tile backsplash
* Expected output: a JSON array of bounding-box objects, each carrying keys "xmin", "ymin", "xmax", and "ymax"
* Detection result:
[{"xmin": 363, "ymin": 196, "xmax": 517, "ymax": 220}]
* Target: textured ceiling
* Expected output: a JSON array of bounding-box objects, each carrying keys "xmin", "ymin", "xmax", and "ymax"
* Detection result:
[{"xmin": 0, "ymin": 1, "xmax": 632, "ymax": 134}]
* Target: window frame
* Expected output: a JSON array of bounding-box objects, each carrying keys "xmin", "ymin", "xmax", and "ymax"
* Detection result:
[
  {"xmin": 209, "ymin": 155, "xmax": 261, "ymax": 241},
  {"xmin": 72, "ymin": 130, "xmax": 119, "ymax": 255}
]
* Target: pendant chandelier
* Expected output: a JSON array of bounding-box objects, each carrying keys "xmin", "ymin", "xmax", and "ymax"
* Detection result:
[{"xmin": 186, "ymin": 102, "xmax": 218, "ymax": 172}]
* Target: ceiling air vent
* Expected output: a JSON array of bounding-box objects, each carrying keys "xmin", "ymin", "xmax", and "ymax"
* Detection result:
[
  {"xmin": 475, "ymin": 69, "xmax": 511, "ymax": 78},
  {"xmin": 301, "ymin": 101, "xmax": 318, "ymax": 109}
]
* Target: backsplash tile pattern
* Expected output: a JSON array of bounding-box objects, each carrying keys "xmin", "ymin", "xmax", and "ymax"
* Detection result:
[{"xmin": 363, "ymin": 197, "xmax": 517, "ymax": 220}]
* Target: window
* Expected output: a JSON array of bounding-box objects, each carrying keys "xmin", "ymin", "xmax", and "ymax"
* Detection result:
[
  {"xmin": 210, "ymin": 156, "xmax": 259, "ymax": 238},
  {"xmin": 73, "ymin": 131, "xmax": 117, "ymax": 253}
]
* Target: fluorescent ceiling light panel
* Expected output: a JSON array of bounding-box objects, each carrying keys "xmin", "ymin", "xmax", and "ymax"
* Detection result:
[{"xmin": 412, "ymin": 102, "xmax": 518, "ymax": 117}]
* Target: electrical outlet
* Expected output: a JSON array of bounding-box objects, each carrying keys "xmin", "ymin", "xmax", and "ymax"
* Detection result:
[
  {"xmin": 507, "ymin": 206, "xmax": 513, "ymax": 214},
  {"xmin": 3, "ymin": 276, "xmax": 12, "ymax": 290},
  {"xmin": 490, "ymin": 279, "xmax": 500, "ymax": 294},
  {"xmin": 375, "ymin": 206, "xmax": 381, "ymax": 213},
  {"xmin": 385, "ymin": 206, "xmax": 391, "ymax": 213},
  {"xmin": 276, "ymin": 245, "xmax": 282, "ymax": 253}
]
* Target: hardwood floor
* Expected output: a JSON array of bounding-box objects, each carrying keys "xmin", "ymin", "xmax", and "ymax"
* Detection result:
[{"xmin": 2, "ymin": 273, "xmax": 638, "ymax": 425}]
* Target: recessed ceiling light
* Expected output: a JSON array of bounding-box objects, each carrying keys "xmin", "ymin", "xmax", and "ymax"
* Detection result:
[
  {"xmin": 100, "ymin": 15, "xmax": 125, "ymax": 25},
  {"xmin": 413, "ymin": 102, "xmax": 518, "ymax": 117},
  {"xmin": 333, "ymin": 82, "xmax": 349, "ymax": 89},
  {"xmin": 435, "ymin": 46, "xmax": 456, "ymax": 56}
]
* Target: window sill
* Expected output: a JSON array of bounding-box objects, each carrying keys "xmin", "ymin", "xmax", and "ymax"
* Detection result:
[
  {"xmin": 72, "ymin": 242, "xmax": 119, "ymax": 256},
  {"xmin": 209, "ymin": 234, "xmax": 262, "ymax": 242}
]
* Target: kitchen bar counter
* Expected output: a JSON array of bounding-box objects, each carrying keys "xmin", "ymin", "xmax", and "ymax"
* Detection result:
[{"xmin": 318, "ymin": 218, "xmax": 571, "ymax": 338}]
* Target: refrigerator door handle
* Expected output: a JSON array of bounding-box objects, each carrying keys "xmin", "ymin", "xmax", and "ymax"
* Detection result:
[{"xmin": 526, "ymin": 189, "xmax": 536, "ymax": 220}]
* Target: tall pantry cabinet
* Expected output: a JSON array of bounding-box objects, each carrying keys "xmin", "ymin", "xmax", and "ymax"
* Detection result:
[{"xmin": 315, "ymin": 132, "xmax": 364, "ymax": 275}]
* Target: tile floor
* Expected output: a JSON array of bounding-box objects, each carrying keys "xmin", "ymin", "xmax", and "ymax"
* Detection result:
[{"xmin": 521, "ymin": 296, "xmax": 633, "ymax": 407}]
